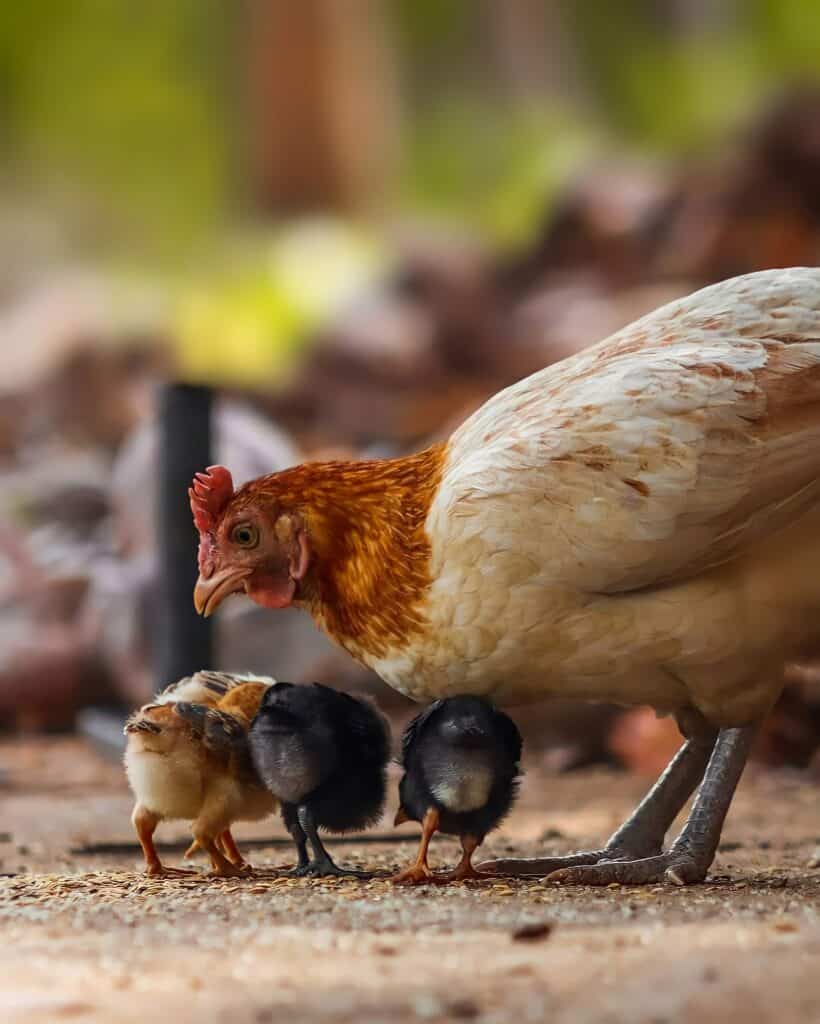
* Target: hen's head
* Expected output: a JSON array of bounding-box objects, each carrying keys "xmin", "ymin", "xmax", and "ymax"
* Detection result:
[{"xmin": 189, "ymin": 465, "xmax": 310, "ymax": 618}]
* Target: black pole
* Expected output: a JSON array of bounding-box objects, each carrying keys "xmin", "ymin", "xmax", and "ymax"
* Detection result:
[{"xmin": 155, "ymin": 382, "xmax": 214, "ymax": 686}]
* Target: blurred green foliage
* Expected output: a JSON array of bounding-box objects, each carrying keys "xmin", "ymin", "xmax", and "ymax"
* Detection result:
[
  {"xmin": 174, "ymin": 222, "xmax": 386, "ymax": 385},
  {"xmin": 3, "ymin": 1, "xmax": 819, "ymax": 257},
  {"xmin": 2, "ymin": 1, "xmax": 819, "ymax": 378},
  {"xmin": 396, "ymin": 0, "xmax": 820, "ymax": 243},
  {"xmin": 0, "ymin": 0, "xmax": 231, "ymax": 260}
]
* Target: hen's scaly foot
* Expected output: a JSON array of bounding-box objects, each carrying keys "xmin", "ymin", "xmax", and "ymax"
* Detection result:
[
  {"xmin": 475, "ymin": 848, "xmax": 641, "ymax": 878},
  {"xmin": 548, "ymin": 850, "xmax": 709, "ymax": 887}
]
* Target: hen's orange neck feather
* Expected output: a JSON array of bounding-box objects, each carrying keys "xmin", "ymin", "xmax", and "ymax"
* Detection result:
[{"xmin": 240, "ymin": 444, "xmax": 447, "ymax": 661}]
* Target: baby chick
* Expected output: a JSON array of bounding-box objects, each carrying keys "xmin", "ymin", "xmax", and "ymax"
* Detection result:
[
  {"xmin": 249, "ymin": 682, "xmax": 390, "ymax": 877},
  {"xmin": 391, "ymin": 696, "xmax": 522, "ymax": 884},
  {"xmin": 124, "ymin": 670, "xmax": 277, "ymax": 877}
]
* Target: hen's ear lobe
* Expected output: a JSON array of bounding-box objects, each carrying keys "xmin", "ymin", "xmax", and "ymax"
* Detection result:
[
  {"xmin": 274, "ymin": 514, "xmax": 311, "ymax": 581},
  {"xmin": 292, "ymin": 526, "xmax": 310, "ymax": 580}
]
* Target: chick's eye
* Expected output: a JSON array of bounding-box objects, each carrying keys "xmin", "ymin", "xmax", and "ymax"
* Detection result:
[{"xmin": 231, "ymin": 523, "xmax": 259, "ymax": 548}]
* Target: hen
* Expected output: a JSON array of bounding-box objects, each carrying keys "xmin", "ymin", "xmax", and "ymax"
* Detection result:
[
  {"xmin": 191, "ymin": 268, "xmax": 820, "ymax": 885},
  {"xmin": 392, "ymin": 696, "xmax": 522, "ymax": 884},
  {"xmin": 124, "ymin": 670, "xmax": 277, "ymax": 877}
]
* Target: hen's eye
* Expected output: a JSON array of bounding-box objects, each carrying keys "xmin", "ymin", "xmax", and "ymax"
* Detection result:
[{"xmin": 231, "ymin": 523, "xmax": 259, "ymax": 548}]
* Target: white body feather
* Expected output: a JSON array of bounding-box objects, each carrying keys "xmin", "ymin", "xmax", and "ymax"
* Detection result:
[
  {"xmin": 125, "ymin": 744, "xmax": 205, "ymax": 821},
  {"xmin": 369, "ymin": 269, "xmax": 820, "ymax": 725}
]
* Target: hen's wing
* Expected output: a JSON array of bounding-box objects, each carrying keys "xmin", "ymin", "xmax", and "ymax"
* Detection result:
[{"xmin": 431, "ymin": 268, "xmax": 820, "ymax": 593}]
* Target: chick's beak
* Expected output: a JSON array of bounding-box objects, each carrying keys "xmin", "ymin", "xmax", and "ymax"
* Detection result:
[{"xmin": 193, "ymin": 567, "xmax": 251, "ymax": 617}]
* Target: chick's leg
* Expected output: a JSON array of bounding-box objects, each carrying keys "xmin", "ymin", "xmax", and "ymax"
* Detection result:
[
  {"xmin": 282, "ymin": 804, "xmax": 310, "ymax": 874},
  {"xmin": 294, "ymin": 802, "xmax": 370, "ymax": 876},
  {"xmin": 432, "ymin": 834, "xmax": 483, "ymax": 883},
  {"xmin": 390, "ymin": 808, "xmax": 440, "ymax": 885},
  {"xmin": 194, "ymin": 831, "xmax": 251, "ymax": 878},
  {"xmin": 478, "ymin": 712, "xmax": 717, "ymax": 877},
  {"xmin": 548, "ymin": 725, "xmax": 755, "ymax": 886},
  {"xmin": 296, "ymin": 805, "xmax": 372, "ymax": 878},
  {"xmin": 220, "ymin": 829, "xmax": 249, "ymax": 870},
  {"xmin": 132, "ymin": 805, "xmax": 194, "ymax": 877},
  {"xmin": 192, "ymin": 800, "xmax": 251, "ymax": 878}
]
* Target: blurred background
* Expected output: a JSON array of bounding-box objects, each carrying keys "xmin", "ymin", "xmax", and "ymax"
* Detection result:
[{"xmin": 3, "ymin": 0, "xmax": 820, "ymax": 777}]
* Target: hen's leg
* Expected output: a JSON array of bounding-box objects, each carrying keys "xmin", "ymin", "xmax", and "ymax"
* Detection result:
[
  {"xmin": 296, "ymin": 805, "xmax": 371, "ymax": 878},
  {"xmin": 133, "ymin": 804, "xmax": 195, "ymax": 877},
  {"xmin": 431, "ymin": 834, "xmax": 483, "ymax": 883},
  {"xmin": 390, "ymin": 808, "xmax": 440, "ymax": 885},
  {"xmin": 478, "ymin": 714, "xmax": 717, "ymax": 877},
  {"xmin": 549, "ymin": 725, "xmax": 755, "ymax": 886}
]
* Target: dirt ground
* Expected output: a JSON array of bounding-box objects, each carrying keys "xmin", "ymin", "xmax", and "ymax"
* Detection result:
[{"xmin": 2, "ymin": 737, "xmax": 820, "ymax": 1024}]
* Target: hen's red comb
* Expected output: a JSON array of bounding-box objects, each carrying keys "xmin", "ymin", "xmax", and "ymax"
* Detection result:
[{"xmin": 188, "ymin": 465, "xmax": 235, "ymax": 533}]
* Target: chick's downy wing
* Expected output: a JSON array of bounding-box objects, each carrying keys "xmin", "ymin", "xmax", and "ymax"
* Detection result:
[
  {"xmin": 172, "ymin": 702, "xmax": 259, "ymax": 780},
  {"xmin": 430, "ymin": 268, "xmax": 820, "ymax": 594},
  {"xmin": 156, "ymin": 671, "xmax": 253, "ymax": 707}
]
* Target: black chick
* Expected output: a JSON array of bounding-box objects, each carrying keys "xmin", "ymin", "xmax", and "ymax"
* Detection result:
[
  {"xmin": 248, "ymin": 681, "xmax": 391, "ymax": 877},
  {"xmin": 391, "ymin": 696, "xmax": 522, "ymax": 885}
]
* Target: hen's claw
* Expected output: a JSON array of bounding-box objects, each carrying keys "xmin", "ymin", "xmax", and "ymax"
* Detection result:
[
  {"xmin": 292, "ymin": 858, "xmax": 370, "ymax": 879},
  {"xmin": 547, "ymin": 852, "xmax": 708, "ymax": 887},
  {"xmin": 476, "ymin": 850, "xmax": 609, "ymax": 877}
]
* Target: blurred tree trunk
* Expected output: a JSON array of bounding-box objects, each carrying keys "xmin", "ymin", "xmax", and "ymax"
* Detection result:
[
  {"xmin": 485, "ymin": 0, "xmax": 589, "ymax": 105},
  {"xmin": 245, "ymin": 0, "xmax": 399, "ymax": 216},
  {"xmin": 651, "ymin": 0, "xmax": 736, "ymax": 34}
]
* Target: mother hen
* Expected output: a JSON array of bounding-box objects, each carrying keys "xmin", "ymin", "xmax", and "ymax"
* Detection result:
[{"xmin": 191, "ymin": 268, "xmax": 820, "ymax": 885}]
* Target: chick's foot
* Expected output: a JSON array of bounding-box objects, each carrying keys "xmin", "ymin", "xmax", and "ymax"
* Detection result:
[
  {"xmin": 389, "ymin": 864, "xmax": 436, "ymax": 885},
  {"xmin": 431, "ymin": 864, "xmax": 486, "ymax": 884},
  {"xmin": 431, "ymin": 836, "xmax": 485, "ymax": 883},
  {"xmin": 292, "ymin": 857, "xmax": 370, "ymax": 879},
  {"xmin": 207, "ymin": 862, "xmax": 254, "ymax": 879},
  {"xmin": 144, "ymin": 864, "xmax": 198, "ymax": 878}
]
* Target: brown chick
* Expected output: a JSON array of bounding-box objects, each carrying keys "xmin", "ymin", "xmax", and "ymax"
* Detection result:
[{"xmin": 124, "ymin": 671, "xmax": 277, "ymax": 877}]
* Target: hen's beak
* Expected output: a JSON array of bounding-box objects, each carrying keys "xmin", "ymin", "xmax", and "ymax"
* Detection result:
[{"xmin": 193, "ymin": 568, "xmax": 251, "ymax": 617}]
